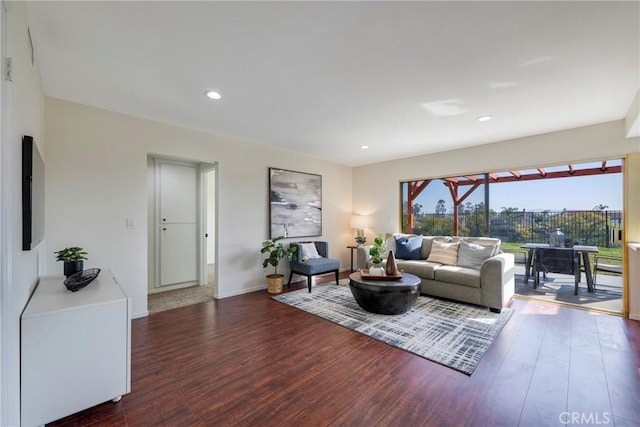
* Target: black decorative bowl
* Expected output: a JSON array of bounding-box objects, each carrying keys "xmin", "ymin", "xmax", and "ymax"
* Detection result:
[{"xmin": 64, "ymin": 268, "xmax": 101, "ymax": 292}]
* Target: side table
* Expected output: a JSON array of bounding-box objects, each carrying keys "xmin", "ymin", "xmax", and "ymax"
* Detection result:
[{"xmin": 347, "ymin": 245, "xmax": 358, "ymax": 272}]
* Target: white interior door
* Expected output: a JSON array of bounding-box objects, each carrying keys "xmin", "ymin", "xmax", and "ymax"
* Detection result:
[{"xmin": 157, "ymin": 161, "xmax": 198, "ymax": 287}]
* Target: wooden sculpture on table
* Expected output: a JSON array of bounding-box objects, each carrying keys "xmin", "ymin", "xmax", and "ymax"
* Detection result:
[{"xmin": 385, "ymin": 251, "xmax": 398, "ymax": 275}]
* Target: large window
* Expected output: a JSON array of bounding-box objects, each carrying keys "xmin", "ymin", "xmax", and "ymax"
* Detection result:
[
  {"xmin": 401, "ymin": 176, "xmax": 487, "ymax": 237},
  {"xmin": 401, "ymin": 160, "xmax": 622, "ymax": 246}
]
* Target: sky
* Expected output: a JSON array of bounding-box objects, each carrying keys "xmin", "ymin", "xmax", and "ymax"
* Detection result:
[{"xmin": 412, "ymin": 160, "xmax": 623, "ymax": 213}]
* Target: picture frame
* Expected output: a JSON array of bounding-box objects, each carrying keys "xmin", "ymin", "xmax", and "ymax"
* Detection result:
[{"xmin": 269, "ymin": 168, "xmax": 322, "ymax": 238}]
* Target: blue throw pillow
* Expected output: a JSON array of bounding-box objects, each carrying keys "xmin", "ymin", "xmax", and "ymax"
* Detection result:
[{"xmin": 395, "ymin": 235, "xmax": 422, "ymax": 260}]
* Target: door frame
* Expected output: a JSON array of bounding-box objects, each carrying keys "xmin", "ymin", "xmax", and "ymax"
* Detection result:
[
  {"xmin": 199, "ymin": 163, "xmax": 217, "ymax": 288},
  {"xmin": 147, "ymin": 155, "xmax": 217, "ymax": 295}
]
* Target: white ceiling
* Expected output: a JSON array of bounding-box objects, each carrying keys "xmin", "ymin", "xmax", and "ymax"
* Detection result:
[{"xmin": 26, "ymin": 1, "xmax": 639, "ymax": 167}]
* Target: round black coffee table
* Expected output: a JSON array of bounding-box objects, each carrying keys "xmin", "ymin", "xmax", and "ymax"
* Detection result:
[{"xmin": 348, "ymin": 272, "xmax": 420, "ymax": 315}]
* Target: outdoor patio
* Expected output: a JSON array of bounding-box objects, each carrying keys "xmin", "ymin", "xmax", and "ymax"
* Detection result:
[{"xmin": 513, "ymin": 264, "xmax": 622, "ymax": 313}]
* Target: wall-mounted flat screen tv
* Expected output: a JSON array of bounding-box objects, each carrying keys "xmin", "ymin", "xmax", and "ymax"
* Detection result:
[{"xmin": 22, "ymin": 135, "xmax": 45, "ymax": 251}]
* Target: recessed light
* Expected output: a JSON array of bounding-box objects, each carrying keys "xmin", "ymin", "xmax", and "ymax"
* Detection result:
[
  {"xmin": 360, "ymin": 145, "xmax": 369, "ymax": 150},
  {"xmin": 477, "ymin": 115, "xmax": 492, "ymax": 122},
  {"xmin": 205, "ymin": 91, "xmax": 221, "ymax": 100}
]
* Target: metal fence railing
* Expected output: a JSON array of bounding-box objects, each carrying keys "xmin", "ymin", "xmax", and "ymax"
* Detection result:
[{"xmin": 410, "ymin": 210, "xmax": 622, "ymax": 247}]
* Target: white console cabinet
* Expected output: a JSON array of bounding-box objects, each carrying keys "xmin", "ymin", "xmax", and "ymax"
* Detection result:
[{"xmin": 21, "ymin": 269, "xmax": 131, "ymax": 426}]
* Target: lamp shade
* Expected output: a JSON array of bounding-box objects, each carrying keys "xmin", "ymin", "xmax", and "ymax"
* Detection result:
[{"xmin": 351, "ymin": 215, "xmax": 368, "ymax": 229}]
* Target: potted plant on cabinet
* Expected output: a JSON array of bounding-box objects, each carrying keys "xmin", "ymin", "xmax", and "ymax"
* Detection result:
[
  {"xmin": 54, "ymin": 247, "xmax": 88, "ymax": 277},
  {"xmin": 261, "ymin": 236, "xmax": 297, "ymax": 294}
]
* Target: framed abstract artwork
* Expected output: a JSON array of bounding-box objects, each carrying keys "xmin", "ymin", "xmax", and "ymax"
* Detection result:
[{"xmin": 269, "ymin": 168, "xmax": 322, "ymax": 238}]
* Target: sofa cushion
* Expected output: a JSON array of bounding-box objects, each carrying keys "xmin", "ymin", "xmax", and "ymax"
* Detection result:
[
  {"xmin": 462, "ymin": 237, "xmax": 501, "ymax": 256},
  {"xmin": 420, "ymin": 236, "xmax": 452, "ymax": 259},
  {"xmin": 395, "ymin": 235, "xmax": 423, "ymax": 260},
  {"xmin": 434, "ymin": 265, "xmax": 481, "ymax": 288},
  {"xmin": 396, "ymin": 260, "xmax": 441, "ymax": 280},
  {"xmin": 300, "ymin": 243, "xmax": 321, "ymax": 261},
  {"xmin": 457, "ymin": 240, "xmax": 496, "ymax": 269},
  {"xmin": 293, "ymin": 257, "xmax": 339, "ymax": 275},
  {"xmin": 426, "ymin": 240, "xmax": 459, "ymax": 265},
  {"xmin": 383, "ymin": 235, "xmax": 398, "ymax": 257}
]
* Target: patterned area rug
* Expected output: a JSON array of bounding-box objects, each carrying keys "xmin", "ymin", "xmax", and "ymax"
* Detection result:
[{"xmin": 273, "ymin": 283, "xmax": 513, "ymax": 375}]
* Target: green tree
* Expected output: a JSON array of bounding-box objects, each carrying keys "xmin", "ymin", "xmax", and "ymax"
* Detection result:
[
  {"xmin": 401, "ymin": 201, "xmax": 425, "ymax": 234},
  {"xmin": 561, "ymin": 211, "xmax": 609, "ymax": 246},
  {"xmin": 430, "ymin": 214, "xmax": 454, "ymax": 236}
]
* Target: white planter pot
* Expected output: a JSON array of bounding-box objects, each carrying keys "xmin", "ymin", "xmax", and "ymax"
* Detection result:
[{"xmin": 368, "ymin": 266, "xmax": 385, "ymax": 276}]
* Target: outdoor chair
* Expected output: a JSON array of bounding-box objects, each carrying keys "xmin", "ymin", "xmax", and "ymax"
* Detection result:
[
  {"xmin": 593, "ymin": 255, "xmax": 622, "ymax": 290},
  {"xmin": 534, "ymin": 248, "xmax": 581, "ymax": 295},
  {"xmin": 288, "ymin": 241, "xmax": 340, "ymax": 293},
  {"xmin": 512, "ymin": 250, "xmax": 529, "ymax": 265}
]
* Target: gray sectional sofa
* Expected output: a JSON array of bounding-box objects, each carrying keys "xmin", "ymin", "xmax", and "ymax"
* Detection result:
[{"xmin": 356, "ymin": 235, "xmax": 515, "ymax": 312}]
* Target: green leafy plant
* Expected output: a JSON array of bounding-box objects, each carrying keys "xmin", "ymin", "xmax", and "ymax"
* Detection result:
[
  {"xmin": 261, "ymin": 236, "xmax": 297, "ymax": 276},
  {"xmin": 355, "ymin": 236, "xmax": 367, "ymax": 245},
  {"xmin": 54, "ymin": 247, "xmax": 88, "ymax": 262},
  {"xmin": 368, "ymin": 234, "xmax": 385, "ymax": 266}
]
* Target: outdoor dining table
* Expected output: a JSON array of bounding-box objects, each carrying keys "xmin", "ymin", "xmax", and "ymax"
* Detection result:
[{"xmin": 521, "ymin": 243, "xmax": 598, "ymax": 292}]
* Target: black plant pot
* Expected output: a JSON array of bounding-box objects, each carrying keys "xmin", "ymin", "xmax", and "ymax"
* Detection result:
[{"xmin": 63, "ymin": 260, "xmax": 83, "ymax": 278}]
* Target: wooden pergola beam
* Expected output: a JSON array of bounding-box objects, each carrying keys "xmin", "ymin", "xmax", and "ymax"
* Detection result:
[
  {"xmin": 407, "ymin": 180, "xmax": 431, "ymax": 231},
  {"xmin": 448, "ymin": 166, "xmax": 621, "ymax": 186},
  {"xmin": 444, "ymin": 180, "xmax": 482, "ymax": 235}
]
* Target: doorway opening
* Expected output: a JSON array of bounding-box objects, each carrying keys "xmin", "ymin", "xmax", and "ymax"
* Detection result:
[
  {"xmin": 146, "ymin": 156, "xmax": 217, "ymax": 313},
  {"xmin": 400, "ymin": 159, "xmax": 624, "ymax": 315}
]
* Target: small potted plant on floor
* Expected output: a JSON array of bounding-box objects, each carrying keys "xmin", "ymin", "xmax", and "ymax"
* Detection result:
[
  {"xmin": 54, "ymin": 246, "xmax": 88, "ymax": 277},
  {"xmin": 261, "ymin": 236, "xmax": 297, "ymax": 294}
]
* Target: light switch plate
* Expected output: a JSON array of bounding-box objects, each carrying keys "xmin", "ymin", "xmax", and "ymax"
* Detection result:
[{"xmin": 126, "ymin": 217, "xmax": 136, "ymax": 229}]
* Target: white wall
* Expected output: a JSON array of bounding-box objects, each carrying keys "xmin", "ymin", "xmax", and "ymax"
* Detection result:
[
  {"xmin": 353, "ymin": 120, "xmax": 640, "ymax": 318},
  {"xmin": 0, "ymin": 2, "xmax": 46, "ymax": 425},
  {"xmin": 45, "ymin": 98, "xmax": 353, "ymax": 317}
]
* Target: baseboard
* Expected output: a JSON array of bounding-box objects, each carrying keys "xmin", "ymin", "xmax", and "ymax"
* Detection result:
[
  {"xmin": 216, "ymin": 270, "xmax": 351, "ymax": 300},
  {"xmin": 148, "ymin": 281, "xmax": 199, "ymax": 294},
  {"xmin": 132, "ymin": 310, "xmax": 149, "ymax": 319},
  {"xmin": 215, "ymin": 284, "xmax": 267, "ymax": 299},
  {"xmin": 630, "ymin": 313, "xmax": 640, "ymax": 321}
]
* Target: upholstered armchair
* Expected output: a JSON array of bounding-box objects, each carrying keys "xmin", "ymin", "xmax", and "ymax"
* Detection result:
[{"xmin": 288, "ymin": 241, "xmax": 340, "ymax": 292}]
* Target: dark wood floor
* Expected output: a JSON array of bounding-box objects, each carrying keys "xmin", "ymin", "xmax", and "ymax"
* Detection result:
[{"xmin": 50, "ymin": 273, "xmax": 640, "ymax": 427}]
